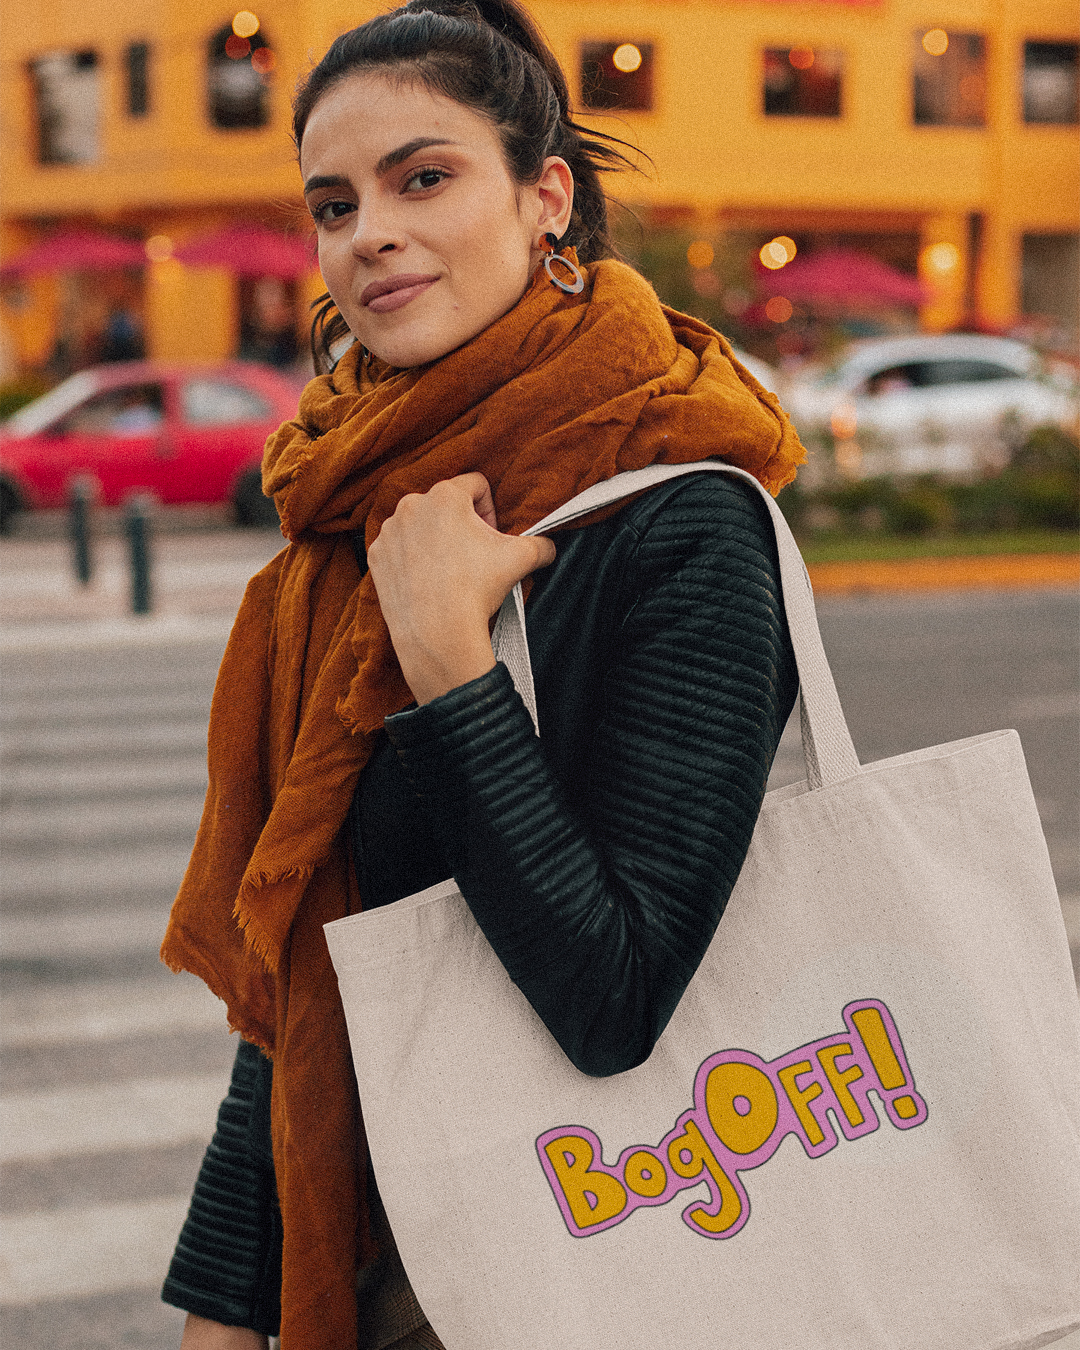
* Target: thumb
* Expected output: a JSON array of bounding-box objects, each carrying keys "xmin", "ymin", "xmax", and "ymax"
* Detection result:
[{"xmin": 529, "ymin": 536, "xmax": 557, "ymax": 570}]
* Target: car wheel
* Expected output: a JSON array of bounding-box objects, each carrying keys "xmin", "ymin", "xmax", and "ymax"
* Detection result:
[
  {"xmin": 233, "ymin": 469, "xmax": 280, "ymax": 529},
  {"xmin": 0, "ymin": 480, "xmax": 24, "ymax": 536}
]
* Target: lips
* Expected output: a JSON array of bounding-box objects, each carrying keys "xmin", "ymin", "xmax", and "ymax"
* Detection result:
[{"xmin": 361, "ymin": 273, "xmax": 439, "ymax": 313}]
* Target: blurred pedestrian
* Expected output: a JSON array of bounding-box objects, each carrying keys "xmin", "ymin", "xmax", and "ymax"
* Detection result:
[{"xmin": 160, "ymin": 2, "xmax": 805, "ymax": 1347}]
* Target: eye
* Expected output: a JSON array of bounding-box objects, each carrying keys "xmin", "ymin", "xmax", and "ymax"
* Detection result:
[
  {"xmin": 403, "ymin": 166, "xmax": 449, "ymax": 193},
  {"xmin": 310, "ymin": 199, "xmax": 355, "ymax": 224}
]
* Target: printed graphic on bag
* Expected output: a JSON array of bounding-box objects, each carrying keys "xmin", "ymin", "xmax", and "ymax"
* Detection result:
[{"xmin": 537, "ymin": 999, "xmax": 927, "ymax": 1240}]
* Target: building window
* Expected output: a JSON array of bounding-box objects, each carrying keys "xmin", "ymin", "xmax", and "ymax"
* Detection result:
[
  {"xmin": 763, "ymin": 48, "xmax": 843, "ymax": 117},
  {"xmin": 1023, "ymin": 42, "xmax": 1079, "ymax": 124},
  {"xmin": 29, "ymin": 49, "xmax": 101, "ymax": 164},
  {"xmin": 913, "ymin": 30, "xmax": 986, "ymax": 126},
  {"xmin": 1022, "ymin": 233, "xmax": 1080, "ymax": 337},
  {"xmin": 579, "ymin": 41, "xmax": 654, "ymax": 112},
  {"xmin": 207, "ymin": 23, "xmax": 274, "ymax": 129},
  {"xmin": 125, "ymin": 42, "xmax": 150, "ymax": 117}
]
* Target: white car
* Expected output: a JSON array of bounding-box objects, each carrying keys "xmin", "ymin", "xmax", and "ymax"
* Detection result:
[
  {"xmin": 783, "ymin": 335, "xmax": 1077, "ymax": 480},
  {"xmin": 730, "ymin": 348, "xmax": 783, "ymax": 398}
]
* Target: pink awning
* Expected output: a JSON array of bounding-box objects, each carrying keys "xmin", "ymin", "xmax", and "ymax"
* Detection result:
[
  {"xmin": 174, "ymin": 225, "xmax": 317, "ymax": 279},
  {"xmin": 0, "ymin": 230, "xmax": 146, "ymax": 277},
  {"xmin": 759, "ymin": 249, "xmax": 928, "ymax": 305}
]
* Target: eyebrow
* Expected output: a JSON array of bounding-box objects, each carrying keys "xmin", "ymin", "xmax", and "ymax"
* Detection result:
[{"xmin": 303, "ymin": 138, "xmax": 459, "ymax": 196}]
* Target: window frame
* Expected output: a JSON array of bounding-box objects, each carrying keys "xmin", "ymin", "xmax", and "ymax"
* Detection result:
[
  {"xmin": 911, "ymin": 29, "xmax": 988, "ymax": 128},
  {"xmin": 578, "ymin": 39, "xmax": 656, "ymax": 114},
  {"xmin": 761, "ymin": 46, "xmax": 844, "ymax": 119},
  {"xmin": 1021, "ymin": 39, "xmax": 1080, "ymax": 125},
  {"xmin": 206, "ymin": 22, "xmax": 274, "ymax": 132},
  {"xmin": 125, "ymin": 41, "xmax": 151, "ymax": 119}
]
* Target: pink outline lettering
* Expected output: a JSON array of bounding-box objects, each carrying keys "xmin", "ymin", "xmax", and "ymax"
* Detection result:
[{"xmin": 536, "ymin": 999, "xmax": 927, "ymax": 1240}]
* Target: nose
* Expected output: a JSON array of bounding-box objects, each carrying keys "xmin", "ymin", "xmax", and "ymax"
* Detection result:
[{"xmin": 349, "ymin": 195, "xmax": 401, "ymax": 260}]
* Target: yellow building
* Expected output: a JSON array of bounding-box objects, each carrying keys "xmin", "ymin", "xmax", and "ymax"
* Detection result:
[{"xmin": 1, "ymin": 0, "xmax": 1077, "ymax": 372}]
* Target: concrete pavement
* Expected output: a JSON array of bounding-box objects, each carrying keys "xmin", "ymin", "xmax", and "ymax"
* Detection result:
[{"xmin": 2, "ymin": 523, "xmax": 1078, "ymax": 1348}]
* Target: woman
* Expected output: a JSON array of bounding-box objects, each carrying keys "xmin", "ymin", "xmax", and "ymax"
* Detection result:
[{"xmin": 160, "ymin": 2, "xmax": 804, "ymax": 1346}]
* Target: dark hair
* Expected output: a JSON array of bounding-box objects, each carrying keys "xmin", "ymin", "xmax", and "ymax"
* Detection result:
[{"xmin": 294, "ymin": 0, "xmax": 638, "ymax": 370}]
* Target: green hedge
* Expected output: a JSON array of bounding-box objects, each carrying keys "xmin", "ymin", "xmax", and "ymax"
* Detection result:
[{"xmin": 779, "ymin": 424, "xmax": 1079, "ymax": 538}]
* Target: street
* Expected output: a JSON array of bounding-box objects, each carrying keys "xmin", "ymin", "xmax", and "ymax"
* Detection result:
[{"xmin": 1, "ymin": 538, "xmax": 1077, "ymax": 1348}]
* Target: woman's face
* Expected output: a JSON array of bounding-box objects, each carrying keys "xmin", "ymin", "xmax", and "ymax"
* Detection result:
[{"xmin": 301, "ymin": 72, "xmax": 573, "ymax": 368}]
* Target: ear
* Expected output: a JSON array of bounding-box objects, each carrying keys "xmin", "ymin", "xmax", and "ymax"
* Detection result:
[{"xmin": 533, "ymin": 156, "xmax": 574, "ymax": 243}]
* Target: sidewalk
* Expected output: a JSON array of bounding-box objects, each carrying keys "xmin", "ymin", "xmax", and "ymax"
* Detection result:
[
  {"xmin": 0, "ymin": 529, "xmax": 285, "ymax": 648},
  {"xmin": 808, "ymin": 551, "xmax": 1080, "ymax": 595},
  {"xmin": 2, "ymin": 528, "xmax": 1077, "ymax": 647}
]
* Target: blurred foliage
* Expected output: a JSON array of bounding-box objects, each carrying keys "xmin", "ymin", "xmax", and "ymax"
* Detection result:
[
  {"xmin": 614, "ymin": 220, "xmax": 759, "ymax": 344},
  {"xmin": 779, "ymin": 424, "xmax": 1079, "ymax": 539},
  {"xmin": 0, "ymin": 373, "xmax": 51, "ymax": 421}
]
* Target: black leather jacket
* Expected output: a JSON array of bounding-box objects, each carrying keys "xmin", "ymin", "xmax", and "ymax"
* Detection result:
[{"xmin": 163, "ymin": 471, "xmax": 798, "ymax": 1331}]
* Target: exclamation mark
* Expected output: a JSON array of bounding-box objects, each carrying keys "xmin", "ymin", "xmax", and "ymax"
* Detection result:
[{"xmin": 849, "ymin": 1005, "xmax": 920, "ymax": 1121}]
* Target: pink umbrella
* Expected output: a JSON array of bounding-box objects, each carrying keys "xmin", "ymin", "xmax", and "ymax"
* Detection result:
[
  {"xmin": 0, "ymin": 230, "xmax": 146, "ymax": 277},
  {"xmin": 175, "ymin": 225, "xmax": 316, "ymax": 279},
  {"xmin": 758, "ymin": 249, "xmax": 928, "ymax": 305}
]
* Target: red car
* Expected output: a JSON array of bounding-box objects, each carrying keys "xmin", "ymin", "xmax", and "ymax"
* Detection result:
[{"xmin": 0, "ymin": 361, "xmax": 304, "ymax": 532}]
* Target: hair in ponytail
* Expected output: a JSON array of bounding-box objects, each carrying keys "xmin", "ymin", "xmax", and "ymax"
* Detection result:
[{"xmin": 293, "ymin": 0, "xmax": 640, "ymax": 370}]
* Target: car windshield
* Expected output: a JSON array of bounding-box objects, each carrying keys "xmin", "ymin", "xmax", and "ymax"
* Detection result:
[
  {"xmin": 182, "ymin": 379, "xmax": 271, "ymax": 425},
  {"xmin": 865, "ymin": 359, "xmax": 1023, "ymax": 394},
  {"xmin": 4, "ymin": 373, "xmax": 98, "ymax": 437},
  {"xmin": 56, "ymin": 384, "xmax": 165, "ymax": 436}
]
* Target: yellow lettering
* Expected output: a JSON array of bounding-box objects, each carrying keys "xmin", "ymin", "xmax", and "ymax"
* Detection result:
[
  {"xmin": 543, "ymin": 1135, "xmax": 626, "ymax": 1229},
  {"xmin": 777, "ymin": 1060, "xmax": 826, "ymax": 1146},
  {"xmin": 816, "ymin": 1043, "xmax": 865, "ymax": 1127},
  {"xmin": 666, "ymin": 1119, "xmax": 743, "ymax": 1235},
  {"xmin": 705, "ymin": 1060, "xmax": 779, "ymax": 1155},
  {"xmin": 850, "ymin": 1006, "xmax": 907, "ymax": 1089},
  {"xmin": 623, "ymin": 1149, "xmax": 667, "ymax": 1198}
]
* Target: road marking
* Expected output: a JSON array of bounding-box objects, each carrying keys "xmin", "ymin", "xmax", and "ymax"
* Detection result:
[
  {"xmin": 2, "ymin": 721, "xmax": 207, "ymax": 763},
  {"xmin": 0, "ymin": 1074, "xmax": 226, "ymax": 1163},
  {"xmin": 0, "ymin": 756, "xmax": 207, "ymax": 804},
  {"xmin": 0, "ymin": 977, "xmax": 226, "ymax": 1049},
  {"xmin": 0, "ymin": 1195, "xmax": 190, "ymax": 1305},
  {"xmin": 1, "ymin": 557, "xmax": 268, "ymax": 601},
  {"xmin": 0, "ymin": 614, "xmax": 233, "ymax": 654},
  {"xmin": 1010, "ymin": 692, "xmax": 1080, "ymax": 721},
  {"xmin": 1, "ymin": 844, "xmax": 193, "ymax": 905},
  {"xmin": 0, "ymin": 690, "xmax": 211, "ymax": 728},
  {"xmin": 0, "ymin": 907, "xmax": 172, "ymax": 962},
  {"xmin": 2, "ymin": 796, "xmax": 201, "ymax": 849}
]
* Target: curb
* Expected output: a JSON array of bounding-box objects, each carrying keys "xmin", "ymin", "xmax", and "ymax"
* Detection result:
[{"xmin": 807, "ymin": 552, "xmax": 1080, "ymax": 595}]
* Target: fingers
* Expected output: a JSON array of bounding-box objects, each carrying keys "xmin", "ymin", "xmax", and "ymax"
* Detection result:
[{"xmin": 458, "ymin": 472, "xmax": 498, "ymax": 530}]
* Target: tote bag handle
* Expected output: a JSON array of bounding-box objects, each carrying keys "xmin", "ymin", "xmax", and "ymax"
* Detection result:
[{"xmin": 491, "ymin": 461, "xmax": 861, "ymax": 791}]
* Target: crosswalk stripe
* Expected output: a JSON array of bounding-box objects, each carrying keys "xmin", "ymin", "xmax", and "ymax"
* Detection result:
[
  {"xmin": 0, "ymin": 977, "xmax": 226, "ymax": 1049},
  {"xmin": 1, "ymin": 1074, "xmax": 227, "ymax": 1164},
  {"xmin": 0, "ymin": 907, "xmax": 173, "ymax": 962},
  {"xmin": 0, "ymin": 1195, "xmax": 190, "ymax": 1305},
  {"xmin": 0, "ymin": 756, "xmax": 206, "ymax": 803},
  {"xmin": 1, "ymin": 720, "xmax": 208, "ymax": 762},
  {"xmin": 0, "ymin": 614, "xmax": 233, "ymax": 655},
  {"xmin": 2, "ymin": 797, "xmax": 201, "ymax": 849},
  {"xmin": 1, "ymin": 844, "xmax": 193, "ymax": 905}
]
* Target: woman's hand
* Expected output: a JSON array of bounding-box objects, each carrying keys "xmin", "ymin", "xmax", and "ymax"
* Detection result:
[
  {"xmin": 180, "ymin": 1313, "xmax": 268, "ymax": 1349},
  {"xmin": 368, "ymin": 473, "xmax": 556, "ymax": 705}
]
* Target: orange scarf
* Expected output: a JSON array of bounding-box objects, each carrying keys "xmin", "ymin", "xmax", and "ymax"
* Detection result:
[{"xmin": 161, "ymin": 254, "xmax": 804, "ymax": 1349}]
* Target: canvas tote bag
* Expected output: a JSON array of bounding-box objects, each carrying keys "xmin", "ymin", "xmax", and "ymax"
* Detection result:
[{"xmin": 325, "ymin": 462, "xmax": 1080, "ymax": 1350}]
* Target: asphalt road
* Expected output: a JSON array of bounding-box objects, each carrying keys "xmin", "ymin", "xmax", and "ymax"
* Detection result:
[{"xmin": 1, "ymin": 580, "xmax": 1077, "ymax": 1349}]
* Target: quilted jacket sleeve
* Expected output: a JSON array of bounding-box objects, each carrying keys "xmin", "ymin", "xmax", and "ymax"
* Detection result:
[
  {"xmin": 161, "ymin": 1038, "xmax": 282, "ymax": 1334},
  {"xmin": 384, "ymin": 474, "xmax": 798, "ymax": 1076}
]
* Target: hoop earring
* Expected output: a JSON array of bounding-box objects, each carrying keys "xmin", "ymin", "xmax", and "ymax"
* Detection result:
[{"xmin": 542, "ymin": 237, "xmax": 584, "ymax": 295}]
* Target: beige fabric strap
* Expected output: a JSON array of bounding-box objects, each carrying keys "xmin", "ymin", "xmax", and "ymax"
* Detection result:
[{"xmin": 492, "ymin": 461, "xmax": 860, "ymax": 790}]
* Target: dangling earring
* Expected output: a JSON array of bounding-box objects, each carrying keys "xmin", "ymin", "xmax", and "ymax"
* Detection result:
[{"xmin": 541, "ymin": 233, "xmax": 584, "ymax": 295}]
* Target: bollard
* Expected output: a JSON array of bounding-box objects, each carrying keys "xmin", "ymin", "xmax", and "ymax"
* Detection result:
[
  {"xmin": 124, "ymin": 493, "xmax": 154, "ymax": 616},
  {"xmin": 68, "ymin": 476, "xmax": 95, "ymax": 586}
]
